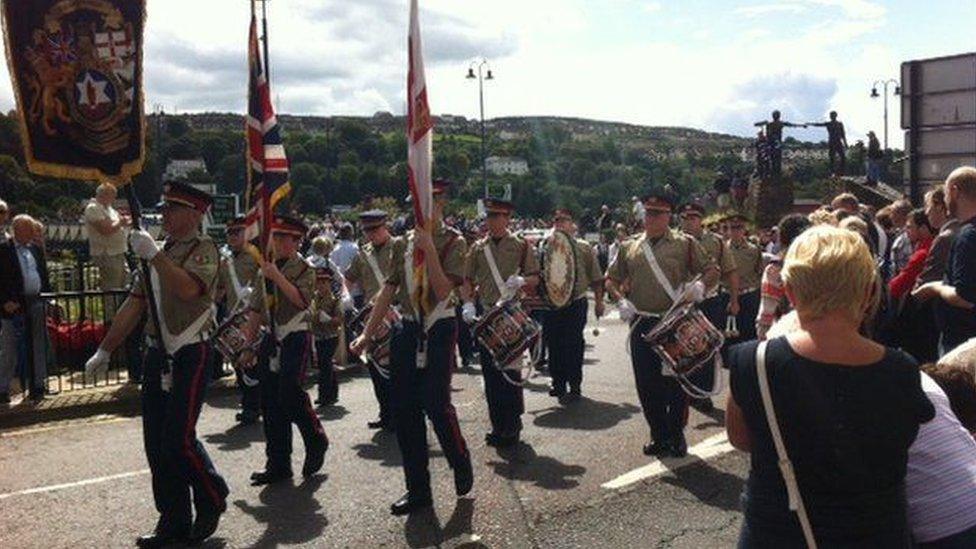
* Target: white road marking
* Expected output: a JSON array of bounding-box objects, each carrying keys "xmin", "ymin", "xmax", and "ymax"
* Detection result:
[
  {"xmin": 0, "ymin": 469, "xmax": 149, "ymax": 501},
  {"xmin": 601, "ymin": 433, "xmax": 736, "ymax": 490},
  {"xmin": 0, "ymin": 416, "xmax": 133, "ymax": 438}
]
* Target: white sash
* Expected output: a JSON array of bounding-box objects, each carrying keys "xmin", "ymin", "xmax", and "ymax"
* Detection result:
[
  {"xmin": 483, "ymin": 242, "xmax": 509, "ymax": 303},
  {"xmin": 640, "ymin": 238, "xmax": 679, "ymax": 303},
  {"xmin": 149, "ymin": 267, "xmax": 213, "ymax": 354},
  {"xmin": 364, "ymin": 249, "xmax": 386, "ymax": 289},
  {"xmin": 275, "ymin": 309, "xmax": 309, "ymax": 341},
  {"xmin": 756, "ymin": 341, "xmax": 818, "ymax": 548},
  {"xmin": 225, "ymin": 254, "xmax": 247, "ymax": 304}
]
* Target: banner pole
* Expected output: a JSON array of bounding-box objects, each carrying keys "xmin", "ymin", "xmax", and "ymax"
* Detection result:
[{"xmin": 122, "ymin": 181, "xmax": 169, "ymax": 365}]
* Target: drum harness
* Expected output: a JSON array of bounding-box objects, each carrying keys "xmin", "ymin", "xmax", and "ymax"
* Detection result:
[
  {"xmin": 625, "ymin": 238, "xmax": 727, "ymax": 399},
  {"xmin": 479, "ymin": 240, "xmax": 542, "ymax": 388}
]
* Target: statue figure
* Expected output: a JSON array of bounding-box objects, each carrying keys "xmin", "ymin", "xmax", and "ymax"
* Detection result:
[
  {"xmin": 808, "ymin": 111, "xmax": 848, "ymax": 176},
  {"xmin": 754, "ymin": 110, "xmax": 805, "ymax": 179}
]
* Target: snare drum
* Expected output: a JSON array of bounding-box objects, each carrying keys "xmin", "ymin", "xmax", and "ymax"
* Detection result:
[
  {"xmin": 350, "ymin": 305, "xmax": 401, "ymax": 366},
  {"xmin": 473, "ymin": 299, "xmax": 541, "ymax": 367},
  {"xmin": 642, "ymin": 303, "xmax": 724, "ymax": 379},
  {"xmin": 213, "ymin": 310, "xmax": 266, "ymax": 378}
]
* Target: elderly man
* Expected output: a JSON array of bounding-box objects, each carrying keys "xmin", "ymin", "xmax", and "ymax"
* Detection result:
[
  {"xmin": 85, "ymin": 183, "xmax": 129, "ymax": 291},
  {"xmin": 0, "ymin": 214, "xmax": 51, "ymax": 403}
]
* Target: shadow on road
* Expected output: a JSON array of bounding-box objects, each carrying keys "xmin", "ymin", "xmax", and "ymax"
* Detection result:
[
  {"xmin": 487, "ymin": 441, "xmax": 586, "ymax": 490},
  {"xmin": 530, "ymin": 397, "xmax": 640, "ymax": 431},
  {"xmin": 351, "ymin": 430, "xmax": 402, "ymax": 467},
  {"xmin": 317, "ymin": 404, "xmax": 349, "ymax": 422},
  {"xmin": 661, "ymin": 459, "xmax": 743, "ymax": 512},
  {"xmin": 403, "ymin": 497, "xmax": 485, "ymax": 548},
  {"xmin": 203, "ymin": 422, "xmax": 264, "ymax": 452},
  {"xmin": 233, "ymin": 475, "xmax": 329, "ymax": 547}
]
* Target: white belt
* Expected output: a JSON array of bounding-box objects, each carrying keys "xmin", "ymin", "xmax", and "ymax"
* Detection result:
[{"xmin": 275, "ymin": 310, "xmax": 309, "ymax": 340}]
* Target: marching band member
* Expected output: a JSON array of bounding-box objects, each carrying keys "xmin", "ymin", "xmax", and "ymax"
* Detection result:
[
  {"xmin": 350, "ymin": 179, "xmax": 473, "ymax": 516},
  {"xmin": 344, "ymin": 209, "xmax": 399, "ymax": 431},
  {"xmin": 461, "ymin": 198, "xmax": 540, "ymax": 447},
  {"xmin": 217, "ymin": 215, "xmax": 263, "ymax": 424},
  {"xmin": 310, "ymin": 248, "xmax": 344, "ymax": 408},
  {"xmin": 679, "ymin": 202, "xmax": 739, "ymax": 410},
  {"xmin": 606, "ymin": 190, "xmax": 717, "ymax": 458},
  {"xmin": 725, "ymin": 212, "xmax": 764, "ymax": 343},
  {"xmin": 246, "ymin": 216, "xmax": 328, "ymax": 486},
  {"xmin": 85, "ymin": 182, "xmax": 228, "ymax": 546},
  {"xmin": 546, "ymin": 209, "xmax": 605, "ymax": 402}
]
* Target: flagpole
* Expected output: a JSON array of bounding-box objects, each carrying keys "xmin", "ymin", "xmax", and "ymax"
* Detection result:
[{"xmin": 260, "ymin": 0, "xmax": 271, "ymax": 86}]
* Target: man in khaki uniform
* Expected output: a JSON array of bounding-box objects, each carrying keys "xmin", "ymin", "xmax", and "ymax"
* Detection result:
[
  {"xmin": 216, "ymin": 215, "xmax": 263, "ymax": 424},
  {"xmin": 545, "ymin": 209, "xmax": 605, "ymax": 402},
  {"xmin": 679, "ymin": 202, "xmax": 739, "ymax": 409},
  {"xmin": 725, "ymin": 212, "xmax": 763, "ymax": 343},
  {"xmin": 606, "ymin": 190, "xmax": 717, "ymax": 458},
  {"xmin": 344, "ymin": 210, "xmax": 399, "ymax": 431},
  {"xmin": 85, "ymin": 182, "xmax": 228, "ymax": 546},
  {"xmin": 461, "ymin": 198, "xmax": 540, "ymax": 447},
  {"xmin": 245, "ymin": 216, "xmax": 328, "ymax": 487},
  {"xmin": 350, "ymin": 179, "xmax": 473, "ymax": 516}
]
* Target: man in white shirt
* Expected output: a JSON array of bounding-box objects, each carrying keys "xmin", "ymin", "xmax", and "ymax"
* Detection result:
[
  {"xmin": 85, "ymin": 184, "xmax": 129, "ymax": 314},
  {"xmin": 329, "ymin": 223, "xmax": 362, "ymax": 306}
]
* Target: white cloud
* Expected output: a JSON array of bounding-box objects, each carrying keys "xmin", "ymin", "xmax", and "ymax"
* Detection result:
[
  {"xmin": 735, "ymin": 3, "xmax": 808, "ymax": 17},
  {"xmin": 643, "ymin": 2, "xmax": 663, "ymax": 13}
]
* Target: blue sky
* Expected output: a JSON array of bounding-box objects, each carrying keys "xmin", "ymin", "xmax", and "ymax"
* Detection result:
[{"xmin": 1, "ymin": 0, "xmax": 973, "ymax": 148}]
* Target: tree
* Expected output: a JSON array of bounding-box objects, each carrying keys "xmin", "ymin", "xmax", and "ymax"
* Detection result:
[
  {"xmin": 165, "ymin": 117, "xmax": 190, "ymax": 139},
  {"xmin": 216, "ymin": 154, "xmax": 245, "ymax": 195},
  {"xmin": 293, "ymin": 185, "xmax": 326, "ymax": 215}
]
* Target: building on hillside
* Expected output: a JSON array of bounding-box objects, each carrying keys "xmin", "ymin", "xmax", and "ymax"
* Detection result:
[
  {"xmin": 164, "ymin": 159, "xmax": 208, "ymax": 180},
  {"xmin": 485, "ymin": 156, "xmax": 529, "ymax": 176}
]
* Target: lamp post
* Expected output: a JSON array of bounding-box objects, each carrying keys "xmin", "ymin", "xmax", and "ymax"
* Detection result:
[
  {"xmin": 466, "ymin": 58, "xmax": 493, "ymax": 198},
  {"xmin": 871, "ymin": 79, "xmax": 900, "ymax": 150}
]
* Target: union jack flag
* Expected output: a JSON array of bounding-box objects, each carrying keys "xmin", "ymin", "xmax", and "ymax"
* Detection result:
[{"xmin": 243, "ymin": 7, "xmax": 290, "ymax": 256}]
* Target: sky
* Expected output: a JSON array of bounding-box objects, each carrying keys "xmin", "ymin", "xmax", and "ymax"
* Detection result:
[{"xmin": 2, "ymin": 0, "xmax": 974, "ymax": 149}]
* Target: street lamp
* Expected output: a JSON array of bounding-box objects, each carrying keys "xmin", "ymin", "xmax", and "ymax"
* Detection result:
[
  {"xmin": 466, "ymin": 58, "xmax": 493, "ymax": 198},
  {"xmin": 871, "ymin": 78, "xmax": 900, "ymax": 150}
]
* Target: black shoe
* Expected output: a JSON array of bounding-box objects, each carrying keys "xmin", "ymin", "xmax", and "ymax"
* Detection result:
[
  {"xmin": 28, "ymin": 389, "xmax": 45, "ymax": 402},
  {"xmin": 485, "ymin": 433, "xmax": 500, "ymax": 447},
  {"xmin": 189, "ymin": 505, "xmax": 225, "ymax": 544},
  {"xmin": 454, "ymin": 458, "xmax": 474, "ymax": 496},
  {"xmin": 367, "ymin": 419, "xmax": 386, "ymax": 430},
  {"xmin": 236, "ymin": 411, "xmax": 259, "ymax": 425},
  {"xmin": 250, "ymin": 468, "xmax": 293, "ymax": 486},
  {"xmin": 668, "ymin": 438, "xmax": 688, "ymax": 458},
  {"xmin": 548, "ymin": 386, "xmax": 565, "ymax": 397},
  {"xmin": 496, "ymin": 432, "xmax": 520, "ymax": 448},
  {"xmin": 642, "ymin": 441, "xmax": 668, "ymax": 456},
  {"xmin": 390, "ymin": 493, "xmax": 433, "ymax": 516},
  {"xmin": 302, "ymin": 436, "xmax": 328, "ymax": 477},
  {"xmin": 566, "ymin": 388, "xmax": 581, "ymax": 402},
  {"xmin": 136, "ymin": 527, "xmax": 188, "ymax": 548}
]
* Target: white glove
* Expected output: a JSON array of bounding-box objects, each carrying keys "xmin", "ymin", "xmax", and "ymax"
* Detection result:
[
  {"xmin": 340, "ymin": 295, "xmax": 355, "ymax": 313},
  {"xmin": 680, "ymin": 280, "xmax": 706, "ymax": 304},
  {"xmin": 461, "ymin": 302, "xmax": 477, "ymax": 324},
  {"xmin": 85, "ymin": 347, "xmax": 111, "ymax": 378},
  {"xmin": 617, "ymin": 299, "xmax": 637, "ymax": 322},
  {"xmin": 129, "ymin": 229, "xmax": 160, "ymax": 261},
  {"xmin": 318, "ymin": 311, "xmax": 333, "ymax": 324},
  {"xmin": 504, "ymin": 275, "xmax": 526, "ymax": 291}
]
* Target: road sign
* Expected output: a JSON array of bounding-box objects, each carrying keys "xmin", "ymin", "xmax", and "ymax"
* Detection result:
[{"xmin": 210, "ymin": 194, "xmax": 239, "ymax": 226}]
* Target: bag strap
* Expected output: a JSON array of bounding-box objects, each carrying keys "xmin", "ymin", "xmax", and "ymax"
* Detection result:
[
  {"xmin": 640, "ymin": 238, "xmax": 678, "ymax": 302},
  {"xmin": 755, "ymin": 341, "xmax": 818, "ymax": 549},
  {"xmin": 364, "ymin": 248, "xmax": 386, "ymax": 288}
]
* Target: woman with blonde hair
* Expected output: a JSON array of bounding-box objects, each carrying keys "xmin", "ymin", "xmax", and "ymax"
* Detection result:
[{"xmin": 725, "ymin": 226, "xmax": 935, "ymax": 547}]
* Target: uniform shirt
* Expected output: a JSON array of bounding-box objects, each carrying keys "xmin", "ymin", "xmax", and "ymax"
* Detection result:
[
  {"xmin": 311, "ymin": 274, "xmax": 342, "ymax": 339},
  {"xmin": 256, "ymin": 255, "xmax": 315, "ymax": 326},
  {"xmin": 218, "ymin": 245, "xmax": 262, "ymax": 311},
  {"xmin": 688, "ymin": 230, "xmax": 736, "ymax": 291},
  {"xmin": 606, "ymin": 230, "xmax": 711, "ymax": 314},
  {"xmin": 465, "ymin": 232, "xmax": 540, "ymax": 306},
  {"xmin": 84, "ymin": 201, "xmax": 127, "ymax": 256},
  {"xmin": 729, "ymin": 239, "xmax": 763, "ymax": 291},
  {"xmin": 387, "ymin": 225, "xmax": 467, "ymax": 319},
  {"xmin": 345, "ymin": 237, "xmax": 400, "ymax": 303},
  {"xmin": 131, "ymin": 232, "xmax": 219, "ymax": 338},
  {"xmin": 573, "ymin": 239, "xmax": 604, "ymax": 300}
]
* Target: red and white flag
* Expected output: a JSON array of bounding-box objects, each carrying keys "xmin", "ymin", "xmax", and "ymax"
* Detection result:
[{"xmin": 407, "ymin": 0, "xmax": 433, "ymax": 310}]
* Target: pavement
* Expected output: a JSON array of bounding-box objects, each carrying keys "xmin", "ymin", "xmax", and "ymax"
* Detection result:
[{"xmin": 0, "ymin": 311, "xmax": 748, "ymax": 548}]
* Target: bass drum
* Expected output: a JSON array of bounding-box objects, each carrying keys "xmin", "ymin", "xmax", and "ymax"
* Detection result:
[{"xmin": 539, "ymin": 230, "xmax": 577, "ymax": 309}]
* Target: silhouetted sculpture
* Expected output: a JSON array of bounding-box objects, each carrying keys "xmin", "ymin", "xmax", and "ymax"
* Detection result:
[
  {"xmin": 808, "ymin": 111, "xmax": 848, "ymax": 176},
  {"xmin": 754, "ymin": 110, "xmax": 805, "ymax": 178}
]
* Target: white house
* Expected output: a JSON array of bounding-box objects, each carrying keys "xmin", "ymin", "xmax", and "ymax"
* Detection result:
[
  {"xmin": 164, "ymin": 159, "xmax": 208, "ymax": 180},
  {"xmin": 485, "ymin": 156, "xmax": 529, "ymax": 176}
]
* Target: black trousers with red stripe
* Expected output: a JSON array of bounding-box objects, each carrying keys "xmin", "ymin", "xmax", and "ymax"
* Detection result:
[
  {"xmin": 258, "ymin": 332, "xmax": 327, "ymax": 472},
  {"xmin": 390, "ymin": 318, "xmax": 470, "ymax": 500},
  {"xmin": 142, "ymin": 343, "xmax": 228, "ymax": 532}
]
